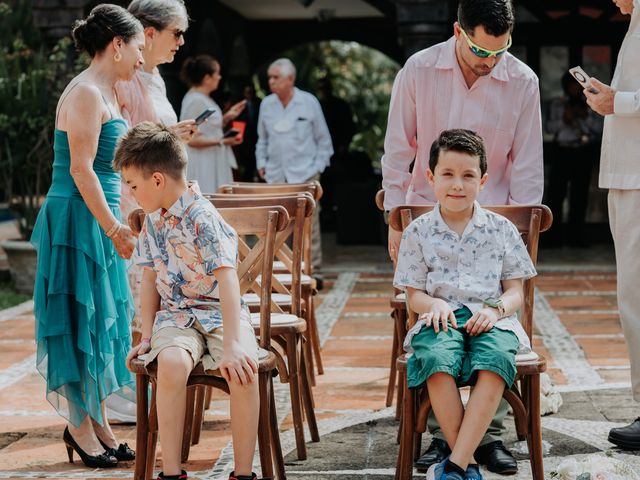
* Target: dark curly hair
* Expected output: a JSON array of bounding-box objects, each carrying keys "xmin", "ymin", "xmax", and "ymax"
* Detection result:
[{"xmin": 429, "ymin": 129, "xmax": 487, "ymax": 175}]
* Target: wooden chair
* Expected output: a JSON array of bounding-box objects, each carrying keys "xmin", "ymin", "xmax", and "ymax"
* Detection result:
[
  {"xmin": 391, "ymin": 205, "xmax": 552, "ymax": 480},
  {"xmin": 218, "ymin": 183, "xmax": 324, "ymax": 379},
  {"xmin": 374, "ymin": 189, "xmax": 408, "ymax": 417},
  {"xmin": 206, "ymin": 193, "xmax": 320, "ymax": 460},
  {"xmin": 127, "ymin": 206, "xmax": 288, "ymax": 480}
]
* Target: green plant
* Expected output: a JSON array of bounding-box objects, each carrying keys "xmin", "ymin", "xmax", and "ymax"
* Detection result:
[{"xmin": 0, "ymin": 0, "xmax": 85, "ymax": 239}]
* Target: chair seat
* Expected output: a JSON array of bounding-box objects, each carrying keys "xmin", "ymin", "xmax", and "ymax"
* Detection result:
[
  {"xmin": 129, "ymin": 346, "xmax": 277, "ymax": 377},
  {"xmin": 243, "ymin": 293, "xmax": 292, "ymax": 305},
  {"xmin": 396, "ymin": 351, "xmax": 546, "ymax": 375},
  {"xmin": 390, "ymin": 292, "xmax": 406, "ymax": 309},
  {"xmin": 274, "ymin": 260, "xmax": 306, "ymax": 272},
  {"xmin": 256, "ymin": 273, "xmax": 314, "ymax": 286},
  {"xmin": 250, "ymin": 313, "xmax": 307, "ymax": 335}
]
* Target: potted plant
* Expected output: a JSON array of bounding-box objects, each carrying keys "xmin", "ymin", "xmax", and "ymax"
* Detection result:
[{"xmin": 0, "ymin": 1, "xmax": 84, "ymax": 294}]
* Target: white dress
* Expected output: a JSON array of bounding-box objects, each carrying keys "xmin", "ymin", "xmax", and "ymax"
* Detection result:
[{"xmin": 180, "ymin": 90, "xmax": 236, "ymax": 194}]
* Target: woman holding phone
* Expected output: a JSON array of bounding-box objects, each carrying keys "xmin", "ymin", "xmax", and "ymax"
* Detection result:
[
  {"xmin": 180, "ymin": 55, "xmax": 246, "ymax": 193},
  {"xmin": 30, "ymin": 4, "xmax": 142, "ymax": 467}
]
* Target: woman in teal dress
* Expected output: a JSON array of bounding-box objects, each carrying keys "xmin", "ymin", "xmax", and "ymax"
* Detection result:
[{"xmin": 30, "ymin": 4, "xmax": 144, "ymax": 468}]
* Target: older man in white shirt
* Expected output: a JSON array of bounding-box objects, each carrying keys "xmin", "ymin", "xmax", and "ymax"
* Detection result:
[
  {"xmin": 584, "ymin": 0, "xmax": 640, "ymax": 450},
  {"xmin": 256, "ymin": 58, "xmax": 333, "ymax": 270}
]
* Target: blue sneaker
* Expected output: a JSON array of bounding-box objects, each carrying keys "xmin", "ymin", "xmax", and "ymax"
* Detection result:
[
  {"xmin": 426, "ymin": 458, "xmax": 465, "ymax": 480},
  {"xmin": 465, "ymin": 464, "xmax": 483, "ymax": 480}
]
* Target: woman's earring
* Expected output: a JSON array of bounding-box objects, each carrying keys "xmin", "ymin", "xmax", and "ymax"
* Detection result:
[{"xmin": 114, "ymin": 51, "xmax": 122, "ymax": 62}]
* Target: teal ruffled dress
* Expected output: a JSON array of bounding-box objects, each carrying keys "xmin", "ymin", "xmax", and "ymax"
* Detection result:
[{"xmin": 31, "ymin": 119, "xmax": 134, "ymax": 427}]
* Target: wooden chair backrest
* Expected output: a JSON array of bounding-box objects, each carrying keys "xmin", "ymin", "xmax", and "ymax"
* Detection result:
[
  {"xmin": 209, "ymin": 192, "xmax": 316, "ymax": 276},
  {"xmin": 127, "ymin": 205, "xmax": 289, "ymax": 349},
  {"xmin": 219, "ymin": 181, "xmax": 323, "ymax": 201},
  {"xmin": 205, "ymin": 193, "xmax": 315, "ymax": 316},
  {"xmin": 388, "ymin": 204, "xmax": 553, "ymax": 341}
]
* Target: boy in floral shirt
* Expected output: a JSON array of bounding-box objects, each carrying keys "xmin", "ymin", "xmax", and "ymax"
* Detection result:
[
  {"xmin": 393, "ymin": 129, "xmax": 536, "ymax": 480},
  {"xmin": 115, "ymin": 122, "xmax": 259, "ymax": 480}
]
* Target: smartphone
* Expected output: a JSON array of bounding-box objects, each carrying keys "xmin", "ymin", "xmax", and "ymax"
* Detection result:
[
  {"xmin": 569, "ymin": 66, "xmax": 599, "ymax": 93},
  {"xmin": 223, "ymin": 128, "xmax": 241, "ymax": 139},
  {"xmin": 194, "ymin": 107, "xmax": 216, "ymax": 125}
]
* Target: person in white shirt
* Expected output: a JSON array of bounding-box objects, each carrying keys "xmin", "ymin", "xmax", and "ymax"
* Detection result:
[
  {"xmin": 584, "ymin": 0, "xmax": 640, "ymax": 450},
  {"xmin": 256, "ymin": 58, "xmax": 333, "ymax": 269}
]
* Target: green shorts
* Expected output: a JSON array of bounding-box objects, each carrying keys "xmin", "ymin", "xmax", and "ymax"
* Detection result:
[{"xmin": 407, "ymin": 306, "xmax": 519, "ymax": 389}]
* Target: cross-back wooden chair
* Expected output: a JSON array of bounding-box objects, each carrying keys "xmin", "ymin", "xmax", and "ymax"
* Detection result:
[
  {"xmin": 206, "ymin": 193, "xmax": 320, "ymax": 460},
  {"xmin": 218, "ymin": 183, "xmax": 324, "ymax": 379},
  {"xmin": 375, "ymin": 189, "xmax": 409, "ymax": 417},
  {"xmin": 127, "ymin": 206, "xmax": 288, "ymax": 480},
  {"xmin": 390, "ymin": 204, "xmax": 552, "ymax": 480}
]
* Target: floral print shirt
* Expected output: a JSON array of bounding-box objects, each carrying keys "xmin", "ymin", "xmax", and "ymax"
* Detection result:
[
  {"xmin": 393, "ymin": 202, "xmax": 536, "ymax": 350},
  {"xmin": 132, "ymin": 183, "xmax": 249, "ymax": 333}
]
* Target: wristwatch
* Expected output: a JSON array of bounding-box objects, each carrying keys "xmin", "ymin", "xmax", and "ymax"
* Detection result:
[{"xmin": 483, "ymin": 298, "xmax": 506, "ymax": 318}]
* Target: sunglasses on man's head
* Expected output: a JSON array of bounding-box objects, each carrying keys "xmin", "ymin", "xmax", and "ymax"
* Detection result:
[{"xmin": 459, "ymin": 27, "xmax": 512, "ymax": 58}]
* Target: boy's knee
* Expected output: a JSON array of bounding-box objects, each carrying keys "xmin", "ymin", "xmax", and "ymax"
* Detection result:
[
  {"xmin": 157, "ymin": 348, "xmax": 192, "ymax": 384},
  {"xmin": 228, "ymin": 375, "xmax": 259, "ymax": 396}
]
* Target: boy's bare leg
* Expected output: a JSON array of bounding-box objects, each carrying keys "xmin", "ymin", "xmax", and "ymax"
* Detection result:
[
  {"xmin": 427, "ymin": 372, "xmax": 464, "ymax": 451},
  {"xmin": 157, "ymin": 347, "xmax": 194, "ymax": 476},
  {"xmin": 229, "ymin": 329, "xmax": 260, "ymax": 476},
  {"xmin": 228, "ymin": 374, "xmax": 259, "ymax": 476},
  {"xmin": 449, "ymin": 371, "xmax": 505, "ymax": 469}
]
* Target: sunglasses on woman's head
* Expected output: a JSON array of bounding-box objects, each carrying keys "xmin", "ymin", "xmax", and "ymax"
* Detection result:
[{"xmin": 459, "ymin": 27, "xmax": 512, "ymax": 58}]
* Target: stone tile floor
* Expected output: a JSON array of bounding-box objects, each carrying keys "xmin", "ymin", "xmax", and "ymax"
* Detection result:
[{"xmin": 0, "ymin": 232, "xmax": 639, "ymax": 479}]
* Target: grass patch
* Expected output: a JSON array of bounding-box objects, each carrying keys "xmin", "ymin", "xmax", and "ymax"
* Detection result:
[{"xmin": 0, "ymin": 282, "xmax": 30, "ymax": 310}]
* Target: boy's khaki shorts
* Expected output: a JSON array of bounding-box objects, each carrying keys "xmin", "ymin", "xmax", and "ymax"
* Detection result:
[{"xmin": 141, "ymin": 316, "xmax": 258, "ymax": 373}]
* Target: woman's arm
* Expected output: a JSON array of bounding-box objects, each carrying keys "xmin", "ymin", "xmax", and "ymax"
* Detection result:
[
  {"xmin": 221, "ymin": 100, "xmax": 246, "ymax": 127},
  {"xmin": 64, "ymin": 84, "xmax": 135, "ymax": 259}
]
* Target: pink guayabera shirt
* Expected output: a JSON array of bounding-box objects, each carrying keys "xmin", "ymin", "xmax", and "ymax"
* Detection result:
[{"xmin": 382, "ymin": 37, "xmax": 544, "ymax": 210}]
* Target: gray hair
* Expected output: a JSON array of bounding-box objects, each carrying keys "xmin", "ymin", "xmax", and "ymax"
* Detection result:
[
  {"xmin": 269, "ymin": 58, "xmax": 296, "ymax": 80},
  {"xmin": 128, "ymin": 0, "xmax": 189, "ymax": 32}
]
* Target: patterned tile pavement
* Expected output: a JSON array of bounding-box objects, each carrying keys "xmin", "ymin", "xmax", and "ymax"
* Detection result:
[{"xmin": 0, "ymin": 234, "xmax": 639, "ymax": 479}]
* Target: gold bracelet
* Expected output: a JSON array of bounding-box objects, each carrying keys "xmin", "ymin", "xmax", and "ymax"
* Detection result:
[{"xmin": 105, "ymin": 221, "xmax": 121, "ymax": 238}]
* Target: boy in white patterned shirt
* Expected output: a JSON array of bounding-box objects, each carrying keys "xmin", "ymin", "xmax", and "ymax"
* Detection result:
[
  {"xmin": 394, "ymin": 129, "xmax": 536, "ymax": 480},
  {"xmin": 115, "ymin": 122, "xmax": 259, "ymax": 480}
]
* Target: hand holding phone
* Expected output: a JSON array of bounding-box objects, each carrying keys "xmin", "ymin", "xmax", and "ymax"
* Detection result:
[
  {"xmin": 194, "ymin": 107, "xmax": 216, "ymax": 125},
  {"xmin": 569, "ymin": 66, "xmax": 599, "ymax": 94},
  {"xmin": 223, "ymin": 128, "xmax": 241, "ymax": 139}
]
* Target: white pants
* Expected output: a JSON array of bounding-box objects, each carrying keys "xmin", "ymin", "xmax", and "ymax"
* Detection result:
[{"xmin": 608, "ymin": 189, "xmax": 640, "ymax": 402}]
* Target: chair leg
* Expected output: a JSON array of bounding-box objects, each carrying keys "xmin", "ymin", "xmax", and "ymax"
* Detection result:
[
  {"xmin": 386, "ymin": 311, "xmax": 399, "ymax": 408},
  {"xmin": 398, "ymin": 375, "xmax": 415, "ymax": 480},
  {"xmin": 308, "ymin": 293, "xmax": 324, "ymax": 376},
  {"xmin": 204, "ymin": 385, "xmax": 213, "ymax": 410},
  {"xmin": 300, "ymin": 347, "xmax": 319, "ymax": 442},
  {"xmin": 527, "ymin": 375, "xmax": 545, "ymax": 480},
  {"xmin": 394, "ymin": 313, "xmax": 407, "ymax": 421},
  {"xmin": 286, "ymin": 333, "xmax": 307, "ymax": 460},
  {"xmin": 181, "ymin": 386, "xmax": 196, "ymax": 463},
  {"xmin": 191, "ymin": 385, "xmax": 206, "ymax": 445},
  {"xmin": 269, "ymin": 376, "xmax": 286, "ymax": 480},
  {"xmin": 134, "ymin": 374, "xmax": 150, "ymax": 480},
  {"xmin": 257, "ymin": 373, "xmax": 275, "ymax": 480},
  {"xmin": 146, "ymin": 386, "xmax": 158, "ymax": 480}
]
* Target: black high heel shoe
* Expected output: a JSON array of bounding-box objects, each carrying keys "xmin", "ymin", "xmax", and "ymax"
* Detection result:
[
  {"xmin": 63, "ymin": 427, "xmax": 118, "ymax": 468},
  {"xmin": 98, "ymin": 437, "xmax": 135, "ymax": 461}
]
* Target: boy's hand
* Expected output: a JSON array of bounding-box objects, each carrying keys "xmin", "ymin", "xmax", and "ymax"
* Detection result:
[
  {"xmin": 465, "ymin": 308, "xmax": 499, "ymax": 336},
  {"xmin": 125, "ymin": 339, "xmax": 150, "ymax": 369},
  {"xmin": 220, "ymin": 341, "xmax": 258, "ymax": 386},
  {"xmin": 420, "ymin": 299, "xmax": 457, "ymax": 332}
]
